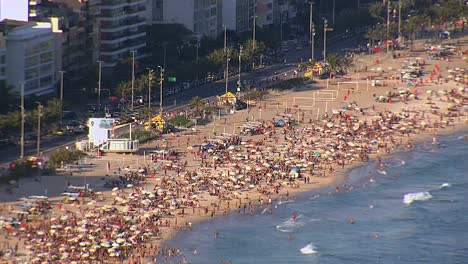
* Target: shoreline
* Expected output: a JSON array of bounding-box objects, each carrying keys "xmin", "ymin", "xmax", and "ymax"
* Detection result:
[
  {"xmin": 159, "ymin": 122, "xmax": 468, "ymax": 249},
  {"xmin": 1, "ymin": 37, "xmax": 467, "ymax": 263}
]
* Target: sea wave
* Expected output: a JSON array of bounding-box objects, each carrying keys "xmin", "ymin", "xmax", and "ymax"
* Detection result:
[
  {"xmin": 438, "ymin": 183, "xmax": 452, "ymax": 189},
  {"xmin": 403, "ymin": 192, "xmax": 433, "ymax": 204},
  {"xmin": 276, "ymin": 215, "xmax": 305, "ymax": 232},
  {"xmin": 300, "ymin": 243, "xmax": 318, "ymax": 254},
  {"xmin": 277, "ymin": 199, "xmax": 295, "ymax": 205}
]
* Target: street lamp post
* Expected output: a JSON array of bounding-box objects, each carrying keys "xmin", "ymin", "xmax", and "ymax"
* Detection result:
[
  {"xmin": 59, "ymin": 70, "xmax": 65, "ymax": 125},
  {"xmin": 252, "ymin": 15, "xmax": 257, "ymax": 69},
  {"xmin": 398, "ymin": 0, "xmax": 402, "ymax": 43},
  {"xmin": 157, "ymin": 66, "xmax": 164, "ymax": 115},
  {"xmin": 386, "ymin": 0, "xmax": 391, "ymax": 53},
  {"xmin": 238, "ymin": 45, "xmax": 243, "ymax": 94},
  {"xmin": 223, "ymin": 25, "xmax": 229, "ymax": 94},
  {"xmin": 309, "ymin": 1, "xmax": 315, "ymax": 60},
  {"xmin": 323, "ymin": 18, "xmax": 328, "ymax": 62},
  {"xmin": 130, "ymin": 50, "xmax": 136, "ymax": 111},
  {"xmin": 36, "ymin": 102, "xmax": 42, "ymax": 158},
  {"xmin": 20, "ymin": 82, "xmax": 25, "ymax": 159},
  {"xmin": 97, "ymin": 60, "xmax": 102, "ymax": 112},
  {"xmin": 147, "ymin": 68, "xmax": 154, "ymax": 111}
]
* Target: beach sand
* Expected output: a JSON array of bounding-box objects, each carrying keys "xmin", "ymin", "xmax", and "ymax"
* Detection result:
[{"xmin": 1, "ymin": 37, "xmax": 467, "ymax": 263}]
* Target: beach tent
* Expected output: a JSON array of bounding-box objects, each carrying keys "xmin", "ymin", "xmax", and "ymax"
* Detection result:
[{"xmin": 218, "ymin": 92, "xmax": 237, "ymax": 106}]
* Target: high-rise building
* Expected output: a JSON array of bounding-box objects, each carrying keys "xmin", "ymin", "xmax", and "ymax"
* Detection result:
[
  {"xmin": 150, "ymin": 0, "xmax": 222, "ymax": 38},
  {"xmin": 222, "ymin": 0, "xmax": 255, "ymax": 33},
  {"xmin": 98, "ymin": 0, "xmax": 147, "ymax": 68},
  {"xmin": 0, "ymin": 33, "xmax": 6, "ymax": 89},
  {"xmin": 1, "ymin": 19, "xmax": 62, "ymax": 96}
]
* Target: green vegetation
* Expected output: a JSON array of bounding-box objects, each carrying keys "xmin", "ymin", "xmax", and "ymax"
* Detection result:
[
  {"xmin": 167, "ymin": 116, "xmax": 194, "ymax": 128},
  {"xmin": 266, "ymin": 78, "xmax": 311, "ymax": 91},
  {"xmin": 1, "ymin": 160, "xmax": 37, "ymax": 184},
  {"xmin": 241, "ymin": 90, "xmax": 269, "ymax": 101},
  {"xmin": 122, "ymin": 130, "xmax": 158, "ymax": 144},
  {"xmin": 48, "ymin": 149, "xmax": 87, "ymax": 170},
  {"xmin": 0, "ymin": 98, "xmax": 62, "ymax": 140},
  {"xmin": 366, "ymin": 0, "xmax": 467, "ymax": 47}
]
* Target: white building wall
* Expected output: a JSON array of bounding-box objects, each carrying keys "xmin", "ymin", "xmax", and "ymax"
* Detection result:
[
  {"xmin": 6, "ymin": 22, "xmax": 62, "ymax": 96},
  {"xmin": 0, "ymin": 0, "xmax": 29, "ymax": 22}
]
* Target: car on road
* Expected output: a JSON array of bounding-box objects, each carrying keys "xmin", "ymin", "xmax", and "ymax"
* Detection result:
[{"xmin": 54, "ymin": 129, "xmax": 66, "ymax": 136}]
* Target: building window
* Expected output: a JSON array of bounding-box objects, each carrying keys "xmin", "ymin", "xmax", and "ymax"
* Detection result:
[
  {"xmin": 0, "ymin": 55, "xmax": 5, "ymax": 64},
  {"xmin": 25, "ymin": 55, "xmax": 40, "ymax": 67},
  {"xmin": 25, "ymin": 79, "xmax": 39, "ymax": 91},
  {"xmin": 40, "ymin": 75, "xmax": 53, "ymax": 87},
  {"xmin": 25, "ymin": 68, "xmax": 39, "ymax": 80},
  {"xmin": 267, "ymin": 14, "xmax": 272, "ymax": 21},
  {"xmin": 40, "ymin": 63, "xmax": 52, "ymax": 75},
  {"xmin": 40, "ymin": 52, "xmax": 52, "ymax": 63},
  {"xmin": 0, "ymin": 67, "xmax": 5, "ymax": 76},
  {"xmin": 210, "ymin": 7, "xmax": 216, "ymax": 16}
]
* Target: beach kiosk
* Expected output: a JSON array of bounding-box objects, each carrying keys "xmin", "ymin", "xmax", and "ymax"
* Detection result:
[
  {"xmin": 217, "ymin": 92, "xmax": 237, "ymax": 107},
  {"xmin": 145, "ymin": 115, "xmax": 166, "ymax": 132}
]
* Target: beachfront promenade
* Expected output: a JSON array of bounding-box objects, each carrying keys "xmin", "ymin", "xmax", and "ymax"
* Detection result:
[{"xmin": 0, "ymin": 38, "xmax": 467, "ymax": 263}]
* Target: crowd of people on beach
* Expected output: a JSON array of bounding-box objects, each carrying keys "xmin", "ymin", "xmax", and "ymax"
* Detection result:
[
  {"xmin": 1, "ymin": 40, "xmax": 467, "ymax": 263},
  {"xmin": 1, "ymin": 78, "xmax": 465, "ymax": 263}
]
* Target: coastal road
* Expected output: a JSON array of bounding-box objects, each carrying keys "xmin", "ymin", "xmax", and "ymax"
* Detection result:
[{"xmin": 0, "ymin": 32, "xmax": 366, "ymax": 165}]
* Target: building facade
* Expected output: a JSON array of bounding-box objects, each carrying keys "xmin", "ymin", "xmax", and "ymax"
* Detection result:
[
  {"xmin": 0, "ymin": 33, "xmax": 6, "ymax": 89},
  {"xmin": 98, "ymin": 0, "xmax": 147, "ymax": 68},
  {"xmin": 3, "ymin": 21, "xmax": 62, "ymax": 96},
  {"xmin": 222, "ymin": 0, "xmax": 255, "ymax": 33},
  {"xmin": 151, "ymin": 0, "xmax": 222, "ymax": 38}
]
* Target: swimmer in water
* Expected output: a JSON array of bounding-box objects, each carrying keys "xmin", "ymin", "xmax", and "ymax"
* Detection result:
[{"xmin": 348, "ymin": 218, "xmax": 356, "ymax": 224}]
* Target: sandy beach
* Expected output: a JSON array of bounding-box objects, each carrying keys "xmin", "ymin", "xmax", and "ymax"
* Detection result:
[{"xmin": 1, "ymin": 36, "xmax": 467, "ymax": 263}]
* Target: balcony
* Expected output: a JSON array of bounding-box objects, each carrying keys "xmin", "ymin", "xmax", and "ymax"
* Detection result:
[
  {"xmin": 101, "ymin": 0, "xmax": 126, "ymax": 6},
  {"xmin": 100, "ymin": 17, "xmax": 145, "ymax": 31}
]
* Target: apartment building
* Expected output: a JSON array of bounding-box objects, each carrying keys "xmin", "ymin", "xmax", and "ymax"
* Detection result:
[
  {"xmin": 151, "ymin": 0, "xmax": 222, "ymax": 38},
  {"xmin": 98, "ymin": 0, "xmax": 147, "ymax": 68},
  {"xmin": 0, "ymin": 33, "xmax": 5, "ymax": 89},
  {"xmin": 255, "ymin": 0, "xmax": 275, "ymax": 28},
  {"xmin": 2, "ymin": 20, "xmax": 62, "ymax": 96},
  {"xmin": 222, "ymin": 0, "xmax": 255, "ymax": 33}
]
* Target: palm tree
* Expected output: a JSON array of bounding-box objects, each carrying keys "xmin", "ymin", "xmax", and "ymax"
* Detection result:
[
  {"xmin": 190, "ymin": 96, "xmax": 204, "ymax": 116},
  {"xmin": 326, "ymin": 53, "xmax": 353, "ymax": 76}
]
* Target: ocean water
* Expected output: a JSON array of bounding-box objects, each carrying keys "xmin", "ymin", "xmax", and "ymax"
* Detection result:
[{"xmin": 164, "ymin": 134, "xmax": 468, "ymax": 264}]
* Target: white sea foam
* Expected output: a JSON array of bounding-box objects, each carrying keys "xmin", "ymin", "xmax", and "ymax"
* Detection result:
[
  {"xmin": 276, "ymin": 215, "xmax": 305, "ymax": 232},
  {"xmin": 438, "ymin": 183, "xmax": 452, "ymax": 189},
  {"xmin": 277, "ymin": 199, "xmax": 294, "ymax": 206},
  {"xmin": 309, "ymin": 195, "xmax": 320, "ymax": 200},
  {"xmin": 403, "ymin": 192, "xmax": 433, "ymax": 204},
  {"xmin": 300, "ymin": 243, "xmax": 318, "ymax": 254},
  {"xmin": 376, "ymin": 170, "xmax": 387, "ymax": 175}
]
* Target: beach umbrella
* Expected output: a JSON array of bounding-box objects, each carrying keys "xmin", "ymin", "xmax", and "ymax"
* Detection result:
[{"xmin": 314, "ymin": 152, "xmax": 321, "ymax": 157}]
